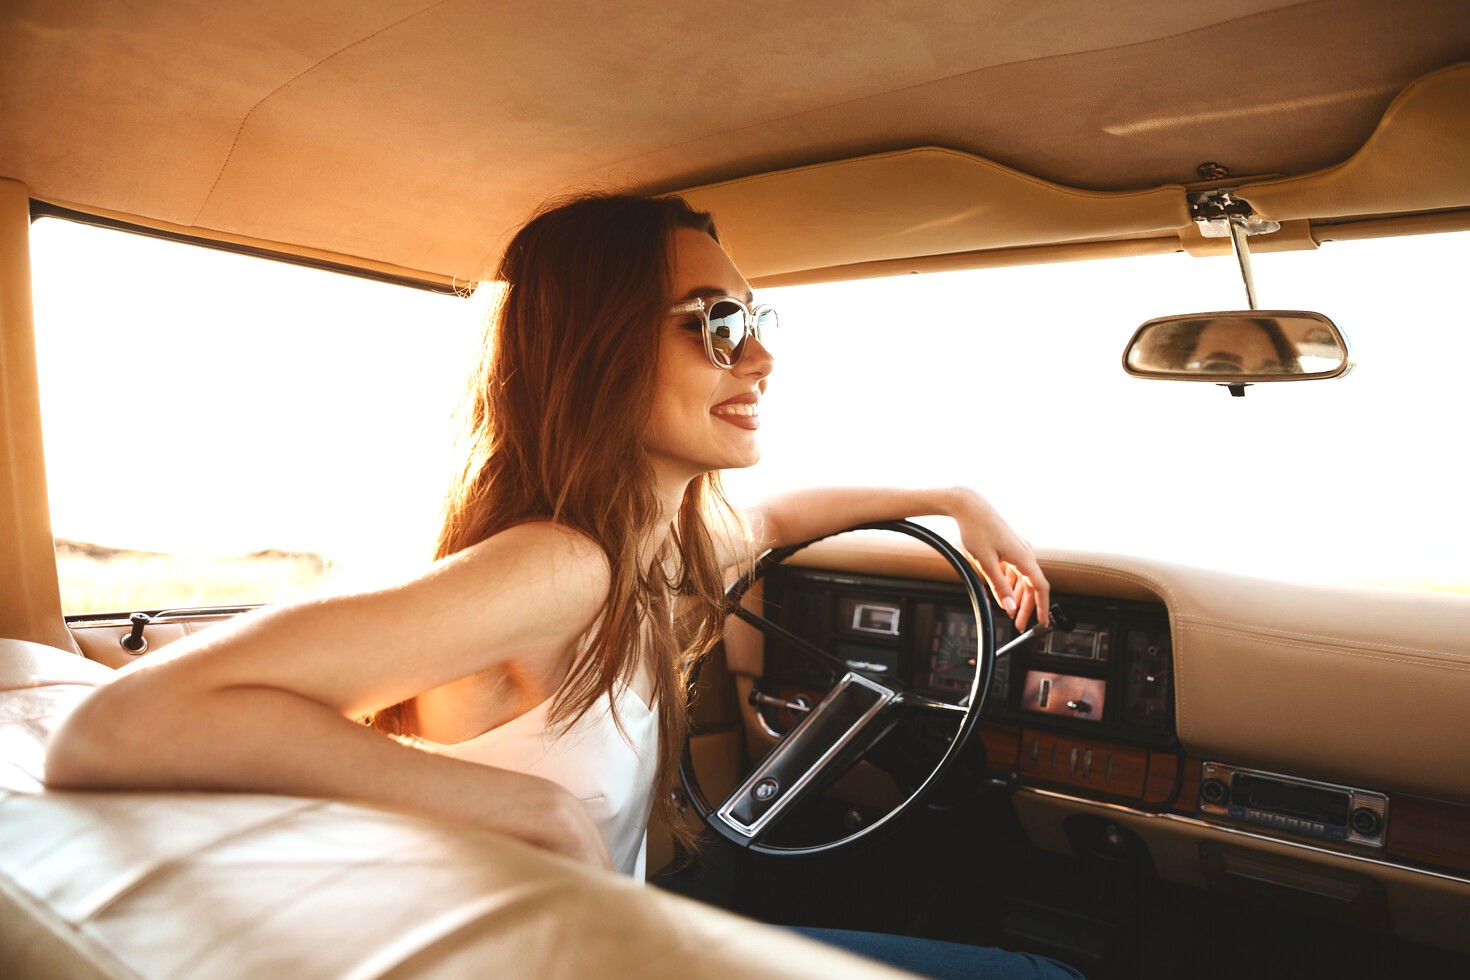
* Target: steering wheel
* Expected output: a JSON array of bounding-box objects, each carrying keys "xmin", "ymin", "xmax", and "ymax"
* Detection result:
[{"xmin": 679, "ymin": 520, "xmax": 996, "ymax": 856}]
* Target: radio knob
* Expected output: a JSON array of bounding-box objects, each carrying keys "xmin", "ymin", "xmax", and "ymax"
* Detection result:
[
  {"xmin": 1201, "ymin": 779, "xmax": 1229, "ymax": 805},
  {"xmin": 1350, "ymin": 807, "xmax": 1382, "ymax": 836}
]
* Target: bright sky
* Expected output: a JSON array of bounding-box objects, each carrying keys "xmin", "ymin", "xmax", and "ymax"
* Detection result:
[{"xmin": 29, "ymin": 219, "xmax": 1470, "ymax": 592}]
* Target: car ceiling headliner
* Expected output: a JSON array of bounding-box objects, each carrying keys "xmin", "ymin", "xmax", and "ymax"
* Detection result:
[{"xmin": 2, "ymin": 0, "xmax": 1468, "ymax": 285}]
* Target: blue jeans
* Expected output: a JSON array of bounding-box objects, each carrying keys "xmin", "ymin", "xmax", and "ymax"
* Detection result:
[{"xmin": 790, "ymin": 927, "xmax": 1086, "ymax": 979}]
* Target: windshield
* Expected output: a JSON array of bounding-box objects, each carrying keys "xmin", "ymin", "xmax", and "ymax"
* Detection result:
[
  {"xmin": 32, "ymin": 220, "xmax": 1468, "ymax": 613},
  {"xmin": 726, "ymin": 231, "xmax": 1469, "ymax": 593}
]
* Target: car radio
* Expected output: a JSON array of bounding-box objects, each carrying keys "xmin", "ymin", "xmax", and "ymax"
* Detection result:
[{"xmin": 1199, "ymin": 762, "xmax": 1388, "ymax": 848}]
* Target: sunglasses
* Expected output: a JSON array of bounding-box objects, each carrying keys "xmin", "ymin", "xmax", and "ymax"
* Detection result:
[{"xmin": 668, "ymin": 295, "xmax": 778, "ymax": 369}]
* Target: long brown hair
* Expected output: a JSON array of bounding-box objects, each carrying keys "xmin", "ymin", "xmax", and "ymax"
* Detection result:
[{"xmin": 377, "ymin": 193, "xmax": 743, "ymax": 861}]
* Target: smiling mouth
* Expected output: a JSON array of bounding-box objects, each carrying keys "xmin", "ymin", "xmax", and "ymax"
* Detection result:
[{"xmin": 711, "ymin": 400, "xmax": 760, "ymax": 430}]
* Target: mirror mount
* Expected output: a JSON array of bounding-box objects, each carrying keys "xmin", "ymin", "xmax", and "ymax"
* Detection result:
[
  {"xmin": 1190, "ymin": 189, "xmax": 1282, "ymax": 311},
  {"xmin": 1226, "ymin": 217, "xmax": 1261, "ymax": 312},
  {"xmin": 1189, "ymin": 189, "xmax": 1281, "ymax": 238}
]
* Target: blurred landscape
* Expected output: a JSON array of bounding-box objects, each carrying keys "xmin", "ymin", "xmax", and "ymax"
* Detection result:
[{"xmin": 55, "ymin": 538, "xmax": 332, "ymax": 614}]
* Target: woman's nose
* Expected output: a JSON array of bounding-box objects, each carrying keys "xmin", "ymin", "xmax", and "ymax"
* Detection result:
[{"xmin": 737, "ymin": 336, "xmax": 774, "ymax": 378}]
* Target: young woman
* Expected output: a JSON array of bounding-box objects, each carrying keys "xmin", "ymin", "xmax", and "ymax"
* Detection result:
[{"xmin": 46, "ymin": 194, "xmax": 1068, "ymax": 977}]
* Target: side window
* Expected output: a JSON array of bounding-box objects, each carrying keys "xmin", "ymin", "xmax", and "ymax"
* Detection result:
[{"xmin": 30, "ymin": 219, "xmax": 487, "ymax": 614}]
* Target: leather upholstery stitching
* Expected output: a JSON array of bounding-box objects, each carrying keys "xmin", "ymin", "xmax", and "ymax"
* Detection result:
[
  {"xmin": 1183, "ymin": 624, "xmax": 1470, "ymax": 673},
  {"xmin": 1178, "ymin": 615, "xmax": 1467, "ymax": 662}
]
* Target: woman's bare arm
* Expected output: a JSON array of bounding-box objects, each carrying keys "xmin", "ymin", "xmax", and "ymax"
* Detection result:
[
  {"xmin": 45, "ymin": 522, "xmax": 616, "ymax": 869},
  {"xmin": 742, "ymin": 486, "xmax": 1050, "ymax": 629}
]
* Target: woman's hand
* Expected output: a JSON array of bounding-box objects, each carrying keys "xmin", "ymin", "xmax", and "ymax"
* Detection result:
[
  {"xmin": 948, "ymin": 487, "xmax": 1050, "ymax": 630},
  {"xmin": 525, "ymin": 781, "xmax": 616, "ymax": 871},
  {"xmin": 748, "ymin": 484, "xmax": 1051, "ymax": 630}
]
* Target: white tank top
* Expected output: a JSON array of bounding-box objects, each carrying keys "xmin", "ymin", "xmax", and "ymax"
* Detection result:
[{"xmin": 422, "ymin": 682, "xmax": 658, "ymax": 878}]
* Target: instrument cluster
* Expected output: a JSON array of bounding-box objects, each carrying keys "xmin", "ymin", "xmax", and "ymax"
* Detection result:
[{"xmin": 759, "ymin": 566, "xmax": 1176, "ymax": 746}]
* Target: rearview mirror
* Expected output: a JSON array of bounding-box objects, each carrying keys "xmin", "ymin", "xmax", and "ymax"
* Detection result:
[{"xmin": 1123, "ymin": 311, "xmax": 1353, "ymax": 390}]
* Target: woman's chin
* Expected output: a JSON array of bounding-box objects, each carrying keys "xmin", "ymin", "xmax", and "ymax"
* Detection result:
[{"xmin": 723, "ymin": 446, "xmax": 761, "ymax": 471}]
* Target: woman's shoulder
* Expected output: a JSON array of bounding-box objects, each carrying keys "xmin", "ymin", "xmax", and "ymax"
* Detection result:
[
  {"xmin": 490, "ymin": 521, "xmax": 609, "ymax": 571},
  {"xmin": 444, "ymin": 521, "xmax": 612, "ymax": 624}
]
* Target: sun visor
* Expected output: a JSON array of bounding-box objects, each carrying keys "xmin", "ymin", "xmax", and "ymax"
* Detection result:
[
  {"xmin": 1238, "ymin": 62, "xmax": 1470, "ymax": 224},
  {"xmin": 675, "ymin": 147, "xmax": 1190, "ymax": 281}
]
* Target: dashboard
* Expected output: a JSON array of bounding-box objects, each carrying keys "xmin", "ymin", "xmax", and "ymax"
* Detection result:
[{"xmin": 715, "ymin": 536, "xmax": 1470, "ymax": 958}]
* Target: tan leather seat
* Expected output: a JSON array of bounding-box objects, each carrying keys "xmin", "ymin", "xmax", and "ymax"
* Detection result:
[{"xmin": 0, "ymin": 639, "xmax": 908, "ymax": 978}]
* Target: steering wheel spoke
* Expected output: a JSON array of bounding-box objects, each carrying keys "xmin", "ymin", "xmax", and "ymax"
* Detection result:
[
  {"xmin": 729, "ymin": 603, "xmax": 850, "ymax": 677},
  {"xmin": 717, "ymin": 673, "xmax": 898, "ymax": 843},
  {"xmin": 891, "ymin": 691, "xmax": 969, "ymax": 715}
]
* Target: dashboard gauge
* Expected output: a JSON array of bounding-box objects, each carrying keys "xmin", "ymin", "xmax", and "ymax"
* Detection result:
[
  {"xmin": 1122, "ymin": 624, "xmax": 1173, "ymax": 730},
  {"xmin": 928, "ymin": 608, "xmax": 977, "ymax": 693},
  {"xmin": 851, "ymin": 602, "xmax": 901, "ymax": 635},
  {"xmin": 1040, "ymin": 621, "xmax": 1110, "ymax": 661},
  {"xmin": 1021, "ymin": 670, "xmax": 1107, "ymax": 722}
]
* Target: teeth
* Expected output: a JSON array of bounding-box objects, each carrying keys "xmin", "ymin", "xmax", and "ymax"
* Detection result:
[{"xmin": 712, "ymin": 402, "xmax": 758, "ymax": 416}]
